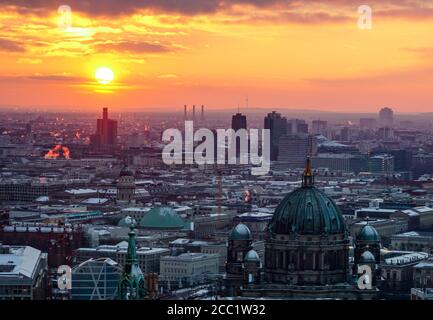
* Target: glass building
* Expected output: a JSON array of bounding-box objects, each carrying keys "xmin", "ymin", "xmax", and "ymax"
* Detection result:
[{"xmin": 71, "ymin": 258, "xmax": 120, "ymax": 300}]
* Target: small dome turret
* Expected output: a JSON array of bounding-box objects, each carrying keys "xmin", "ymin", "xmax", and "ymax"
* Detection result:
[
  {"xmin": 358, "ymin": 224, "xmax": 380, "ymax": 242},
  {"xmin": 229, "ymin": 223, "xmax": 252, "ymax": 241},
  {"xmin": 244, "ymin": 250, "xmax": 260, "ymax": 264},
  {"xmin": 359, "ymin": 250, "xmax": 376, "ymax": 264}
]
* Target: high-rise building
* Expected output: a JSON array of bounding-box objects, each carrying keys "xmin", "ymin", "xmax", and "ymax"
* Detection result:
[
  {"xmin": 312, "ymin": 120, "xmax": 328, "ymax": 135},
  {"xmin": 264, "ymin": 111, "xmax": 287, "ymax": 161},
  {"xmin": 379, "ymin": 107, "xmax": 394, "ymax": 127},
  {"xmin": 91, "ymin": 108, "xmax": 118, "ymax": 150},
  {"xmin": 277, "ymin": 134, "xmax": 317, "ymax": 168},
  {"xmin": 287, "ymin": 119, "xmax": 308, "ymax": 135},
  {"xmin": 232, "ymin": 113, "xmax": 247, "ymax": 131}
]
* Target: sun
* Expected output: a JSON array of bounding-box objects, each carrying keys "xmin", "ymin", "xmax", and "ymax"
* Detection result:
[{"xmin": 95, "ymin": 67, "xmax": 114, "ymax": 85}]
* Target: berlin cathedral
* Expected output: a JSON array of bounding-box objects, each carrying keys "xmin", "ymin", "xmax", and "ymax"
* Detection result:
[{"xmin": 225, "ymin": 159, "xmax": 382, "ymax": 299}]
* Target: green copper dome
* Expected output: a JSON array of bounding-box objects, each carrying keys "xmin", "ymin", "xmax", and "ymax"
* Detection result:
[
  {"xmin": 244, "ymin": 250, "xmax": 260, "ymax": 263},
  {"xmin": 229, "ymin": 223, "xmax": 252, "ymax": 241},
  {"xmin": 358, "ymin": 224, "xmax": 380, "ymax": 242},
  {"xmin": 139, "ymin": 207, "xmax": 185, "ymax": 230},
  {"xmin": 269, "ymin": 186, "xmax": 346, "ymax": 235},
  {"xmin": 359, "ymin": 250, "xmax": 376, "ymax": 264}
]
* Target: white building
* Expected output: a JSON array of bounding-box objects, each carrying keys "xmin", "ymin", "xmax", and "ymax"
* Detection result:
[{"xmin": 160, "ymin": 253, "xmax": 219, "ymax": 287}]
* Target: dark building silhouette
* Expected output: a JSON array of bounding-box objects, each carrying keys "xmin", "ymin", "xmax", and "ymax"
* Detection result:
[
  {"xmin": 264, "ymin": 111, "xmax": 287, "ymax": 161},
  {"xmin": 231, "ymin": 113, "xmax": 247, "ymax": 131},
  {"xmin": 91, "ymin": 108, "xmax": 118, "ymax": 150}
]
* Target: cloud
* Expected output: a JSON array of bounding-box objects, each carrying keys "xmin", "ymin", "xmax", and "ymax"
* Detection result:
[
  {"xmin": 0, "ymin": 73, "xmax": 86, "ymax": 82},
  {"xmin": 157, "ymin": 74, "xmax": 179, "ymax": 79},
  {"xmin": 95, "ymin": 41, "xmax": 171, "ymax": 54},
  {"xmin": 0, "ymin": 38, "xmax": 26, "ymax": 52}
]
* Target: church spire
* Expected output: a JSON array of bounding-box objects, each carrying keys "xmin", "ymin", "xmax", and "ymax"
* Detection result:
[
  {"xmin": 302, "ymin": 157, "xmax": 314, "ymax": 187},
  {"xmin": 126, "ymin": 225, "xmax": 137, "ymax": 265},
  {"xmin": 118, "ymin": 224, "xmax": 146, "ymax": 300}
]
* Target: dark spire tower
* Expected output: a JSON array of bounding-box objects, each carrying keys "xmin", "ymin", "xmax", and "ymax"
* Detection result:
[
  {"xmin": 201, "ymin": 105, "xmax": 204, "ymax": 121},
  {"xmin": 184, "ymin": 105, "xmax": 187, "ymax": 121},
  {"xmin": 118, "ymin": 225, "xmax": 146, "ymax": 300},
  {"xmin": 192, "ymin": 105, "xmax": 196, "ymax": 121}
]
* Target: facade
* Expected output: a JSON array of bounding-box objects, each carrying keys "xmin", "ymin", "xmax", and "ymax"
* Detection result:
[
  {"xmin": 0, "ymin": 224, "xmax": 82, "ymax": 268},
  {"xmin": 71, "ymin": 258, "xmax": 121, "ymax": 300},
  {"xmin": 277, "ymin": 134, "xmax": 317, "ymax": 168},
  {"xmin": 391, "ymin": 231, "xmax": 433, "ymax": 254},
  {"xmin": 74, "ymin": 243, "xmax": 169, "ymax": 274},
  {"xmin": 313, "ymin": 153, "xmax": 367, "ymax": 173},
  {"xmin": 160, "ymin": 253, "xmax": 219, "ymax": 288},
  {"xmin": 412, "ymin": 258, "xmax": 433, "ymax": 300},
  {"xmin": 381, "ymin": 251, "xmax": 429, "ymax": 298},
  {"xmin": 0, "ymin": 181, "xmax": 65, "ymax": 202},
  {"xmin": 0, "ymin": 244, "xmax": 48, "ymax": 300}
]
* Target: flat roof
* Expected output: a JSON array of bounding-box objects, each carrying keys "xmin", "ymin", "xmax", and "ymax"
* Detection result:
[{"xmin": 0, "ymin": 246, "xmax": 42, "ymax": 279}]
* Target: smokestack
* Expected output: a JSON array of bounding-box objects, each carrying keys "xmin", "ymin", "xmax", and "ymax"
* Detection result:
[
  {"xmin": 201, "ymin": 105, "xmax": 204, "ymax": 121},
  {"xmin": 184, "ymin": 105, "xmax": 187, "ymax": 121},
  {"xmin": 103, "ymin": 107, "xmax": 108, "ymax": 121},
  {"xmin": 192, "ymin": 105, "xmax": 196, "ymax": 121}
]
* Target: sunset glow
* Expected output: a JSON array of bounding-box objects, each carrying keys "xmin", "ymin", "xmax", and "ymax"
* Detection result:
[{"xmin": 1, "ymin": 1, "xmax": 433, "ymax": 112}]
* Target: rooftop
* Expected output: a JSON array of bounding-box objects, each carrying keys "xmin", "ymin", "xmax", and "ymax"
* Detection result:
[{"xmin": 0, "ymin": 245, "xmax": 43, "ymax": 279}]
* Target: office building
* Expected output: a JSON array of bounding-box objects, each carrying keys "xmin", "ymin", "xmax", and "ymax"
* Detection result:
[
  {"xmin": 160, "ymin": 253, "xmax": 219, "ymax": 288},
  {"xmin": 91, "ymin": 107, "xmax": 118, "ymax": 150},
  {"xmin": 0, "ymin": 244, "xmax": 48, "ymax": 300},
  {"xmin": 379, "ymin": 107, "xmax": 394, "ymax": 127},
  {"xmin": 277, "ymin": 134, "xmax": 317, "ymax": 168},
  {"xmin": 264, "ymin": 111, "xmax": 287, "ymax": 161},
  {"xmin": 71, "ymin": 258, "xmax": 121, "ymax": 300},
  {"xmin": 74, "ymin": 242, "xmax": 170, "ymax": 274}
]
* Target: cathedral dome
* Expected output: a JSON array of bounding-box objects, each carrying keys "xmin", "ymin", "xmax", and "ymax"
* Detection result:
[
  {"xmin": 229, "ymin": 223, "xmax": 252, "ymax": 241},
  {"xmin": 358, "ymin": 224, "xmax": 380, "ymax": 242},
  {"xmin": 268, "ymin": 159, "xmax": 346, "ymax": 236},
  {"xmin": 359, "ymin": 250, "xmax": 376, "ymax": 264},
  {"xmin": 139, "ymin": 207, "xmax": 185, "ymax": 230}
]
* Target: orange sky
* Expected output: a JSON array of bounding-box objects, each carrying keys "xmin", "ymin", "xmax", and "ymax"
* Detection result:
[{"xmin": 1, "ymin": 1, "xmax": 433, "ymax": 113}]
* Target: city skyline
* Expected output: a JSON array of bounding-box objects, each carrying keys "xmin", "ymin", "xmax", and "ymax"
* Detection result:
[{"xmin": 1, "ymin": 1, "xmax": 433, "ymax": 112}]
